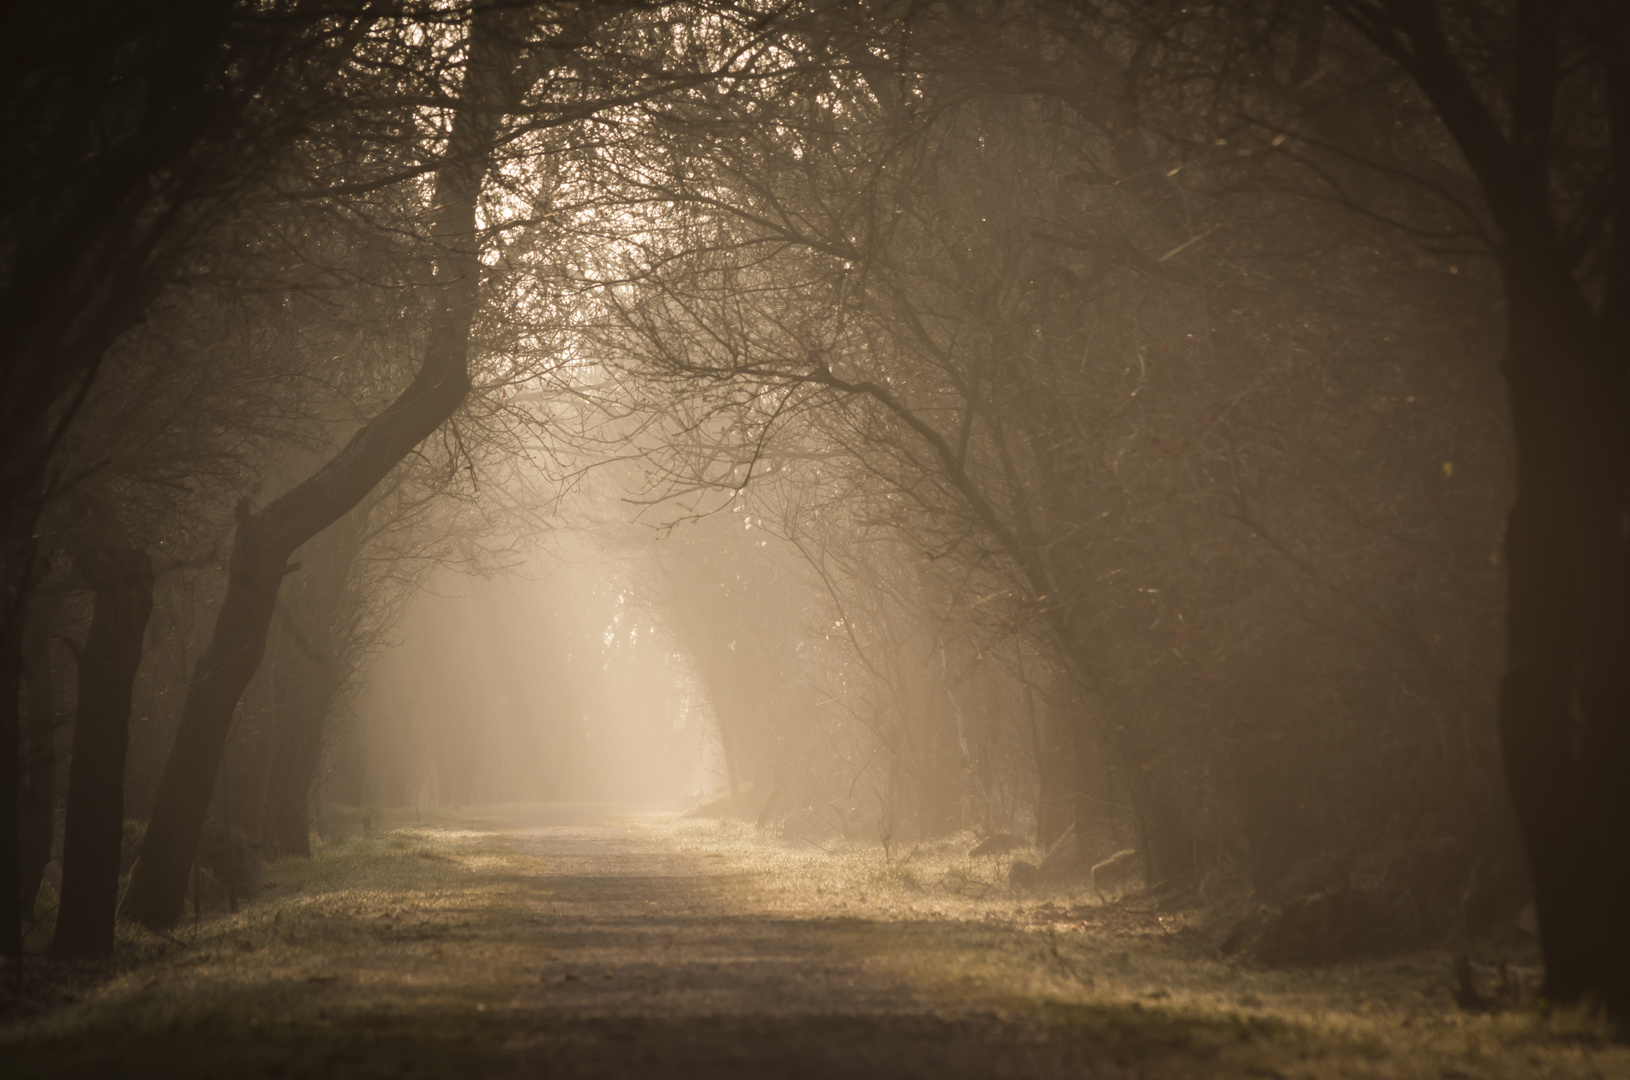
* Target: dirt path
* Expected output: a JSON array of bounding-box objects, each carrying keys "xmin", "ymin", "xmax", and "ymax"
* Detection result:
[
  {"xmin": 2, "ymin": 806, "xmax": 1624, "ymax": 1078},
  {"xmin": 389, "ymin": 806, "xmax": 1108, "ymax": 1077}
]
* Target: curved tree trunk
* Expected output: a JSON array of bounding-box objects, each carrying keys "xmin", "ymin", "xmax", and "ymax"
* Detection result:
[
  {"xmin": 120, "ymin": 7, "xmax": 521, "ymax": 930},
  {"xmin": 52, "ymin": 527, "xmax": 153, "ymax": 956}
]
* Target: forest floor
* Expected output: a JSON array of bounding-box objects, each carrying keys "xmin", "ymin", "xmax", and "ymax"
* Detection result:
[{"xmin": 0, "ymin": 804, "xmax": 1623, "ymax": 1079}]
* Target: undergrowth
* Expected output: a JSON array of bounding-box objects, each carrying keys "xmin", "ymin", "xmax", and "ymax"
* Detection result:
[{"xmin": 0, "ymin": 805, "xmax": 1622, "ymax": 1080}]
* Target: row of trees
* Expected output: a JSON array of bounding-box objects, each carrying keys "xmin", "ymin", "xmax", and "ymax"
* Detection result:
[
  {"xmin": 555, "ymin": 0, "xmax": 1623, "ymax": 1013},
  {"xmin": 3, "ymin": 0, "xmax": 809, "ymax": 951},
  {"xmin": 4, "ymin": 0, "xmax": 1626, "ymax": 1021}
]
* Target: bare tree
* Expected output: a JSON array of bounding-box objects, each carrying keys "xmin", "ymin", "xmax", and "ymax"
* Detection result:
[
  {"xmin": 119, "ymin": 2, "xmax": 526, "ymax": 929},
  {"xmin": 1318, "ymin": 0, "xmax": 1630, "ymax": 1018},
  {"xmin": 0, "ymin": 0, "xmax": 359, "ymax": 958}
]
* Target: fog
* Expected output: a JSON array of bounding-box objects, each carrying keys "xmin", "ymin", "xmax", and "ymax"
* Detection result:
[
  {"xmin": 342, "ymin": 557, "xmax": 713, "ymax": 809},
  {"xmin": 6, "ymin": 0, "xmax": 1629, "ymax": 1071}
]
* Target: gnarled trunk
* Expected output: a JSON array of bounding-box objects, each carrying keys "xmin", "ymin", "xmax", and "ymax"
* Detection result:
[
  {"xmin": 53, "ymin": 527, "xmax": 153, "ymax": 956},
  {"xmin": 120, "ymin": 7, "xmax": 520, "ymax": 930}
]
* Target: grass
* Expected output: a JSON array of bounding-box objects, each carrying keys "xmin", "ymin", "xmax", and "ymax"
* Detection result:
[
  {"xmin": 662, "ymin": 813, "xmax": 1629, "ymax": 1079},
  {"xmin": 0, "ymin": 805, "xmax": 1622, "ymax": 1079}
]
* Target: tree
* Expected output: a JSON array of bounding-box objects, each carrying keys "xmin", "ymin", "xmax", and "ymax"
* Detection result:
[
  {"xmin": 119, "ymin": 2, "xmax": 525, "ymax": 929},
  {"xmin": 0, "ymin": 0, "xmax": 237, "ymax": 960},
  {"xmin": 1081, "ymin": 0, "xmax": 1627, "ymax": 1015},
  {"xmin": 0, "ymin": 0, "xmax": 382, "ymax": 959},
  {"xmin": 587, "ymin": 1, "xmax": 1513, "ymax": 910},
  {"xmin": 117, "ymin": 0, "xmax": 803, "ymax": 927},
  {"xmin": 52, "ymin": 503, "xmax": 154, "ymax": 956},
  {"xmin": 17, "ymin": 584, "xmax": 59, "ymax": 925},
  {"xmin": 1319, "ymin": 0, "xmax": 1630, "ymax": 1018}
]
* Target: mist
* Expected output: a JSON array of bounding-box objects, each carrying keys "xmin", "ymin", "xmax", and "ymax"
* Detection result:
[
  {"xmin": 342, "ymin": 559, "xmax": 709, "ymax": 809},
  {"xmin": 5, "ymin": 1, "xmax": 1629, "ymax": 1075}
]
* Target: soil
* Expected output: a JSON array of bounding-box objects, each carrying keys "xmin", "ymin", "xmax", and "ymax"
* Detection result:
[{"xmin": 0, "ymin": 805, "xmax": 1622, "ymax": 1078}]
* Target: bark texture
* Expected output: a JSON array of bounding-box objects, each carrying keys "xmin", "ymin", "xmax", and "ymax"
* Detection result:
[{"xmin": 120, "ymin": 8, "xmax": 520, "ymax": 930}]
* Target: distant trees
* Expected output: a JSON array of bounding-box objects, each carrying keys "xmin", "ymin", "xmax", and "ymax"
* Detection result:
[
  {"xmin": 1067, "ymin": 0, "xmax": 1630, "ymax": 1020},
  {"xmin": 593, "ymin": 0, "xmax": 1509, "ymax": 918},
  {"xmin": 592, "ymin": 0, "xmax": 1628, "ymax": 1012},
  {"xmin": 5, "ymin": 0, "xmax": 1619, "ymax": 1016},
  {"xmin": 6, "ymin": 0, "xmax": 856, "ymax": 950},
  {"xmin": 119, "ymin": 0, "xmax": 527, "ymax": 930}
]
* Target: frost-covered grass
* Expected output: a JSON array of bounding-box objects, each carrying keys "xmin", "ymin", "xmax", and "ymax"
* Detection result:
[
  {"xmin": 664, "ymin": 813, "xmax": 1101, "ymax": 916},
  {"xmin": 2, "ymin": 805, "xmax": 1623, "ymax": 1079},
  {"xmin": 657, "ymin": 812, "xmax": 1629, "ymax": 1079},
  {"xmin": 2, "ymin": 806, "xmax": 548, "ymax": 1073}
]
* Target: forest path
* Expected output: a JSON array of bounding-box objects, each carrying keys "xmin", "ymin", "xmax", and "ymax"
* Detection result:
[{"xmin": 2, "ymin": 805, "xmax": 1623, "ymax": 1078}]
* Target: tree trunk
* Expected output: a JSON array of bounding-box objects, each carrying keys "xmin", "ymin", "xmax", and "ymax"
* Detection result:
[
  {"xmin": 1029, "ymin": 692, "xmax": 1072, "ymax": 850},
  {"xmin": 1069, "ymin": 724, "xmax": 1096, "ymax": 865},
  {"xmin": 18, "ymin": 600, "xmax": 58, "ymax": 920},
  {"xmin": 264, "ymin": 657, "xmax": 335, "ymax": 858},
  {"xmin": 264, "ymin": 516, "xmax": 361, "ymax": 858},
  {"xmin": 0, "ymin": 592, "xmax": 22, "ymax": 958},
  {"xmin": 1495, "ymin": 263, "xmax": 1630, "ymax": 1014},
  {"xmin": 120, "ymin": 8, "xmax": 520, "ymax": 931},
  {"xmin": 0, "ymin": 3, "xmax": 237, "ymax": 957},
  {"xmin": 52, "ymin": 533, "xmax": 153, "ymax": 956},
  {"xmin": 699, "ymin": 659, "xmax": 742, "ymax": 803},
  {"xmin": 1, "ymin": 469, "xmax": 55, "ymax": 956},
  {"xmin": 1125, "ymin": 759, "xmax": 1194, "ymax": 887},
  {"xmin": 1102, "ymin": 702, "xmax": 1193, "ymax": 887},
  {"xmin": 1316, "ymin": 1, "xmax": 1630, "ymax": 1019},
  {"xmin": 1059, "ymin": 684, "xmax": 1193, "ymax": 887}
]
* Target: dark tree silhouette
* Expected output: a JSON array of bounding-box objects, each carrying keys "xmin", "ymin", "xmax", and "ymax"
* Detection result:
[
  {"xmin": 0, "ymin": 0, "xmax": 377, "ymax": 958},
  {"xmin": 1318, "ymin": 0, "xmax": 1630, "ymax": 1018},
  {"xmin": 52, "ymin": 505, "xmax": 154, "ymax": 957},
  {"xmin": 119, "ymin": 4, "xmax": 523, "ymax": 930}
]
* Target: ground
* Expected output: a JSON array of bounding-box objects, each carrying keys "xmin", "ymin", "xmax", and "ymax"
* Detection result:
[{"xmin": 1, "ymin": 805, "xmax": 1623, "ymax": 1078}]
